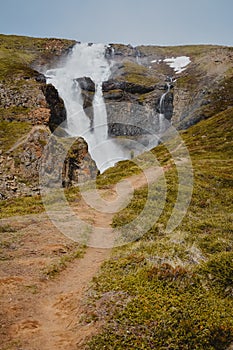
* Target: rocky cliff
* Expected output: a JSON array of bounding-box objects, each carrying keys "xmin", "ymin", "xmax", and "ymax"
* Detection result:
[
  {"xmin": 0, "ymin": 34, "xmax": 98, "ymax": 199},
  {"xmin": 104, "ymin": 43, "xmax": 233, "ymax": 131}
]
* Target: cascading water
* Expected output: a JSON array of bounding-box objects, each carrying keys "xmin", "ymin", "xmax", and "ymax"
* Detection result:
[
  {"xmin": 45, "ymin": 43, "xmax": 169, "ymax": 172},
  {"xmin": 159, "ymin": 81, "xmax": 171, "ymax": 132},
  {"xmin": 46, "ymin": 43, "xmax": 131, "ymax": 172}
]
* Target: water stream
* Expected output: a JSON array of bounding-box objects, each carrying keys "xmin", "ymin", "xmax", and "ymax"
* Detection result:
[{"xmin": 45, "ymin": 43, "xmax": 168, "ymax": 172}]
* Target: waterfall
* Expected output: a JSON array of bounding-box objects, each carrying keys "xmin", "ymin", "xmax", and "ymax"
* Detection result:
[
  {"xmin": 159, "ymin": 81, "xmax": 171, "ymax": 132},
  {"xmin": 44, "ymin": 43, "xmax": 167, "ymax": 172},
  {"xmin": 45, "ymin": 43, "xmax": 131, "ymax": 172}
]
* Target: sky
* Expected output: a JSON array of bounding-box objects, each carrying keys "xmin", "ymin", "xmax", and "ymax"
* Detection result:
[{"xmin": 0, "ymin": 0, "xmax": 232, "ymax": 47}]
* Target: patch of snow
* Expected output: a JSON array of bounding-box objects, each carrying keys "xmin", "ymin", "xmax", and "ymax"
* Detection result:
[
  {"xmin": 164, "ymin": 56, "xmax": 191, "ymax": 74},
  {"xmin": 151, "ymin": 59, "xmax": 162, "ymax": 64}
]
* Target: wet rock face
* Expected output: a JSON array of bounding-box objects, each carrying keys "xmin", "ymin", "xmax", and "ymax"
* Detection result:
[
  {"xmin": 103, "ymin": 80, "xmax": 173, "ymax": 137},
  {"xmin": 76, "ymin": 77, "xmax": 95, "ymax": 92},
  {"xmin": 106, "ymin": 101, "xmax": 160, "ymax": 137},
  {"xmin": 159, "ymin": 91, "xmax": 174, "ymax": 121},
  {"xmin": 75, "ymin": 77, "xmax": 96, "ymax": 130},
  {"xmin": 42, "ymin": 84, "xmax": 67, "ymax": 132}
]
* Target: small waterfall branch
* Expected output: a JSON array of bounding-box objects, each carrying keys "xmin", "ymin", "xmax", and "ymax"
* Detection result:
[{"xmin": 159, "ymin": 78, "xmax": 173, "ymax": 132}]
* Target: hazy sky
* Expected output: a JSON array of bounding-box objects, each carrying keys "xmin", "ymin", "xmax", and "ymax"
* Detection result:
[{"xmin": 0, "ymin": 0, "xmax": 232, "ymax": 46}]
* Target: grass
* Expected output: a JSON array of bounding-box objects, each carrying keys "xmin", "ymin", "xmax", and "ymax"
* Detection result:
[
  {"xmin": 0, "ymin": 185, "xmax": 83, "ymax": 219},
  {"xmin": 0, "ymin": 195, "xmax": 44, "ymax": 218},
  {"xmin": 0, "ymin": 34, "xmax": 75, "ymax": 81},
  {"xmin": 116, "ymin": 61, "xmax": 158, "ymax": 86},
  {"xmin": 0, "ymin": 119, "xmax": 32, "ymax": 152},
  {"xmin": 136, "ymin": 44, "xmax": 225, "ymax": 58},
  {"xmin": 42, "ymin": 245, "xmax": 86, "ymax": 278},
  {"xmin": 83, "ymin": 106, "xmax": 233, "ymax": 349}
]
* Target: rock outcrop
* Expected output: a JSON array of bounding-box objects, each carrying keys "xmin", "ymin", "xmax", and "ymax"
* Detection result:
[
  {"xmin": 102, "ymin": 79, "xmax": 155, "ymax": 95},
  {"xmin": 101, "ymin": 58, "xmax": 174, "ymax": 136},
  {"xmin": 75, "ymin": 77, "xmax": 96, "ymax": 130},
  {"xmin": 0, "ymin": 126, "xmax": 99, "ymax": 199},
  {"xmin": 42, "ymin": 84, "xmax": 67, "ymax": 132},
  {"xmin": 63, "ymin": 138, "xmax": 99, "ymax": 186}
]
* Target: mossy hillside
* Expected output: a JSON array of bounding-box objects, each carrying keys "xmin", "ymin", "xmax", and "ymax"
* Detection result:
[
  {"xmin": 0, "ymin": 119, "xmax": 32, "ymax": 152},
  {"xmin": 137, "ymin": 44, "xmax": 223, "ymax": 59},
  {"xmin": 0, "ymin": 34, "xmax": 76, "ymax": 80},
  {"xmin": 115, "ymin": 61, "xmax": 158, "ymax": 87},
  {"xmin": 84, "ymin": 108, "xmax": 233, "ymax": 349},
  {"xmin": 0, "ymin": 185, "xmax": 81, "ymax": 219},
  {"xmin": 181, "ymin": 107, "xmax": 233, "ymax": 159}
]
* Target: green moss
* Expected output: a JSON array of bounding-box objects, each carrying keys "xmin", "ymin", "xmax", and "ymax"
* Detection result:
[
  {"xmin": 117, "ymin": 61, "xmax": 158, "ymax": 86},
  {"xmin": 84, "ymin": 105, "xmax": 233, "ymax": 349},
  {"xmin": 0, "ymin": 196, "xmax": 44, "ymax": 218},
  {"xmin": 0, "ymin": 34, "xmax": 75, "ymax": 81},
  {"xmin": 199, "ymin": 252, "xmax": 233, "ymax": 296},
  {"xmin": 0, "ymin": 120, "xmax": 32, "ymax": 152},
  {"xmin": 42, "ymin": 245, "xmax": 86, "ymax": 278}
]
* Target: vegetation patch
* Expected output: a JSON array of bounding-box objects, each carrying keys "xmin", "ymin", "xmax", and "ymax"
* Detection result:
[
  {"xmin": 0, "ymin": 119, "xmax": 32, "ymax": 152},
  {"xmin": 42, "ymin": 245, "xmax": 86, "ymax": 279},
  {"xmin": 116, "ymin": 61, "xmax": 158, "ymax": 86},
  {"xmin": 85, "ymin": 106, "xmax": 233, "ymax": 349}
]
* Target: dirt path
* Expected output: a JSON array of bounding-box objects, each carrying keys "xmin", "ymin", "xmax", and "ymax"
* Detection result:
[
  {"xmin": 0, "ymin": 163, "xmax": 179, "ymax": 349},
  {"xmin": 11, "ymin": 248, "xmax": 110, "ymax": 350},
  {"xmin": 0, "ymin": 212, "xmax": 110, "ymax": 350}
]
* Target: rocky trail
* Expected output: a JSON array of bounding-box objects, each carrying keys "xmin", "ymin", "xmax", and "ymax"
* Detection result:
[{"xmin": 0, "ymin": 162, "xmax": 183, "ymax": 349}]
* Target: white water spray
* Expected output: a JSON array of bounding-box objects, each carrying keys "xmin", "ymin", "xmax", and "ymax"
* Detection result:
[
  {"xmin": 45, "ymin": 43, "xmax": 165, "ymax": 172},
  {"xmin": 45, "ymin": 43, "xmax": 132, "ymax": 172}
]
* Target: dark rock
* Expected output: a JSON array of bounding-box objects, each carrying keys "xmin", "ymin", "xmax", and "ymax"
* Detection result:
[
  {"xmin": 105, "ymin": 46, "xmax": 114, "ymax": 59},
  {"xmin": 75, "ymin": 77, "xmax": 95, "ymax": 92},
  {"xmin": 42, "ymin": 84, "xmax": 67, "ymax": 132},
  {"xmin": 163, "ymin": 91, "xmax": 173, "ymax": 120},
  {"xmin": 102, "ymin": 79, "xmax": 155, "ymax": 94},
  {"xmin": 35, "ymin": 73, "xmax": 46, "ymax": 84},
  {"xmin": 108, "ymin": 123, "xmax": 147, "ymax": 136},
  {"xmin": 75, "ymin": 77, "xmax": 96, "ymax": 129},
  {"xmin": 63, "ymin": 138, "xmax": 99, "ymax": 186},
  {"xmin": 103, "ymin": 89, "xmax": 124, "ymax": 101},
  {"xmin": 105, "ymin": 101, "xmax": 159, "ymax": 137}
]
